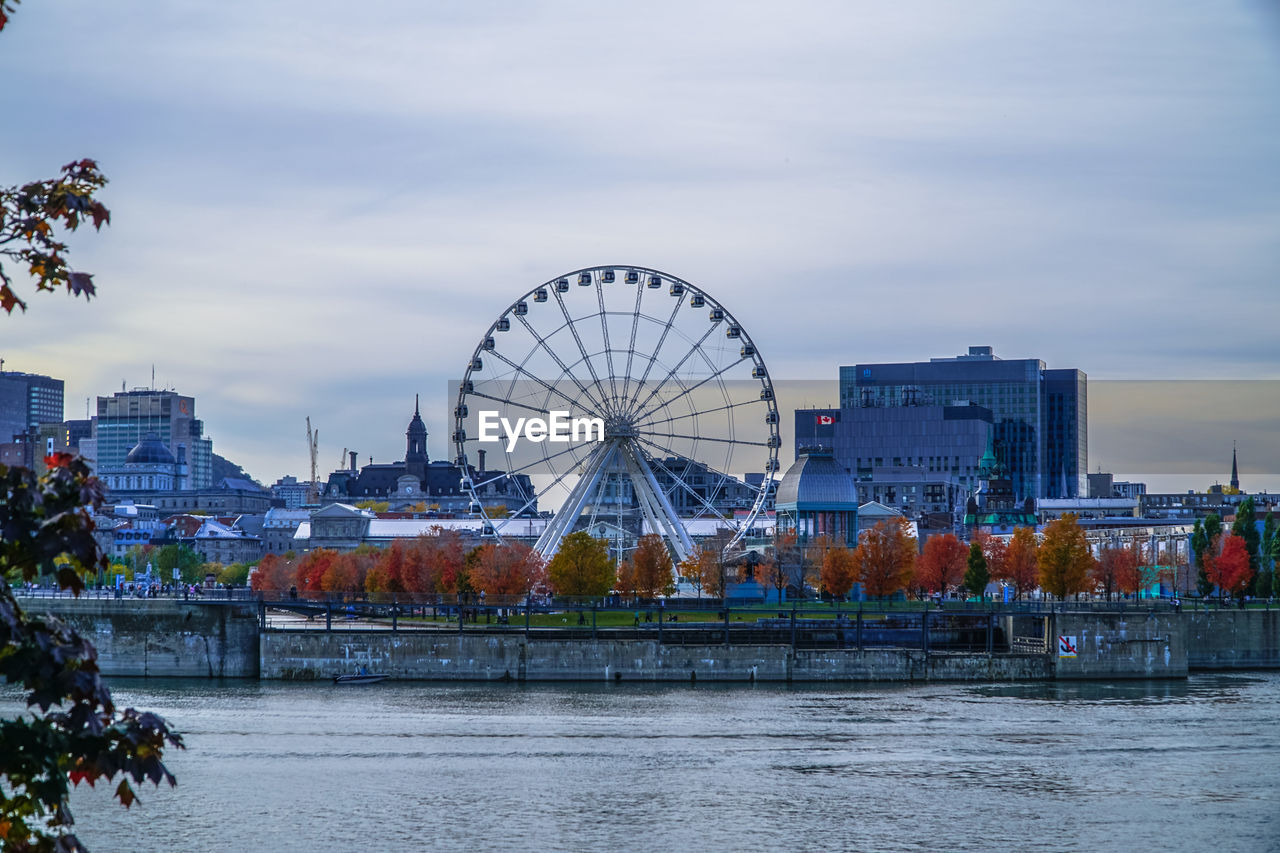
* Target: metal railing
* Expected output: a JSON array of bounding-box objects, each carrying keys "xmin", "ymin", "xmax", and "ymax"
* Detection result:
[{"xmin": 251, "ymin": 596, "xmax": 1051, "ymax": 655}]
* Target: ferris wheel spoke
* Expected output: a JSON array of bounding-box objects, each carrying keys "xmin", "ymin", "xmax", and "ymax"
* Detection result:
[
  {"xmin": 619, "ymin": 280, "xmax": 645, "ymax": 408},
  {"xmin": 634, "ymin": 428, "xmax": 767, "ymax": 448},
  {"xmin": 629, "ymin": 355, "xmax": 749, "ymax": 427},
  {"xmin": 468, "ymin": 440, "xmax": 589, "ymax": 488},
  {"xmin": 595, "ymin": 281, "xmax": 621, "ymax": 412},
  {"xmin": 482, "ymin": 348, "xmax": 592, "ymax": 416},
  {"xmin": 551, "ymin": 287, "xmax": 611, "ymax": 417},
  {"xmin": 632, "ymin": 396, "xmax": 759, "ymax": 432},
  {"xmin": 625, "ymin": 322, "xmax": 718, "ymax": 421},
  {"xmin": 464, "ymin": 389, "xmax": 553, "ymax": 419},
  {"xmin": 514, "ymin": 313, "xmax": 610, "ymax": 417},
  {"xmin": 501, "ymin": 442, "xmax": 606, "ymax": 522},
  {"xmin": 628, "ymin": 288, "xmax": 689, "ymax": 406},
  {"xmin": 633, "ymin": 436, "xmax": 738, "ymax": 522}
]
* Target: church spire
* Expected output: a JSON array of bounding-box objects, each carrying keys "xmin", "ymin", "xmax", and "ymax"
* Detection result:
[
  {"xmin": 1230, "ymin": 441, "xmax": 1239, "ymax": 491},
  {"xmin": 978, "ymin": 429, "xmax": 997, "ymax": 480},
  {"xmin": 406, "ymin": 396, "xmax": 428, "ymax": 466}
]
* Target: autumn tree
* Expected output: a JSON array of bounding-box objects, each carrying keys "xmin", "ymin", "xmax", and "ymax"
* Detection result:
[
  {"xmin": 1091, "ymin": 545, "xmax": 1138, "ymax": 601},
  {"xmin": 546, "ymin": 531, "xmax": 615, "ymax": 598},
  {"xmin": 963, "ymin": 541, "xmax": 990, "ymax": 600},
  {"xmin": 767, "ymin": 531, "xmax": 803, "ymax": 602},
  {"xmin": 250, "ymin": 552, "xmax": 296, "ymax": 592},
  {"xmin": 853, "ymin": 517, "xmax": 916, "ymax": 599},
  {"xmin": 913, "ymin": 533, "xmax": 967, "ymax": 598},
  {"xmin": 631, "ymin": 534, "xmax": 675, "ymax": 599},
  {"xmin": 1, "ymin": 159, "xmax": 110, "ymax": 314},
  {"xmin": 820, "ymin": 543, "xmax": 858, "ymax": 600},
  {"xmin": 1209, "ymin": 533, "xmax": 1253, "ymax": 602},
  {"xmin": 677, "ymin": 546, "xmax": 717, "ymax": 600},
  {"xmin": 1003, "ymin": 527, "xmax": 1040, "ymax": 600},
  {"xmin": 294, "ymin": 548, "xmax": 338, "ymax": 592},
  {"xmin": 0, "ymin": 29, "xmax": 181, "ymax": 843},
  {"xmin": 1038, "ymin": 514, "xmax": 1092, "ymax": 600},
  {"xmin": 973, "ymin": 531, "xmax": 1007, "ymax": 584},
  {"xmin": 2, "ymin": 456, "xmax": 183, "ymax": 851},
  {"xmin": 469, "ymin": 542, "xmax": 545, "ymax": 598}
]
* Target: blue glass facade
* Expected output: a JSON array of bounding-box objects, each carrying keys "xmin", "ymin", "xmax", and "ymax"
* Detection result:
[{"xmin": 837, "ymin": 347, "xmax": 1086, "ymax": 500}]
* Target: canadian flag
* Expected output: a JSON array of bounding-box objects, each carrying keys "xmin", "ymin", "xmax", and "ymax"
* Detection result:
[{"xmin": 816, "ymin": 415, "xmax": 836, "ymax": 425}]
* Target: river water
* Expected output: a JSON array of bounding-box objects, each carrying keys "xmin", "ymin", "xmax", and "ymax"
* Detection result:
[{"xmin": 6, "ymin": 674, "xmax": 1280, "ymax": 852}]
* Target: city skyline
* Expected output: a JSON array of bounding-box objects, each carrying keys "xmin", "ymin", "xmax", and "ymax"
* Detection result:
[{"xmin": 2, "ymin": 3, "xmax": 1277, "ymax": 490}]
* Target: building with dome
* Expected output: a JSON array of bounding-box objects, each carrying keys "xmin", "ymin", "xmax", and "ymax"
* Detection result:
[
  {"xmin": 97, "ymin": 431, "xmax": 271, "ymax": 516},
  {"xmin": 97, "ymin": 431, "xmax": 189, "ymax": 493},
  {"xmin": 775, "ymin": 446, "xmax": 859, "ymax": 547}
]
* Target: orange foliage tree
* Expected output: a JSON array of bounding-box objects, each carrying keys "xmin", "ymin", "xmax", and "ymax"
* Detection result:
[
  {"xmin": 1209, "ymin": 533, "xmax": 1253, "ymax": 601},
  {"xmin": 854, "ymin": 518, "xmax": 917, "ymax": 599},
  {"xmin": 320, "ymin": 550, "xmax": 370, "ymax": 594},
  {"xmin": 1038, "ymin": 514, "xmax": 1092, "ymax": 600},
  {"xmin": 250, "ymin": 552, "xmax": 295, "ymax": 592},
  {"xmin": 913, "ymin": 532, "xmax": 967, "ymax": 598},
  {"xmin": 295, "ymin": 549, "xmax": 337, "ymax": 592},
  {"xmin": 1003, "ymin": 527, "xmax": 1039, "ymax": 600},
  {"xmin": 821, "ymin": 543, "xmax": 858, "ymax": 600},
  {"xmin": 632, "ymin": 534, "xmax": 675, "ymax": 598},
  {"xmin": 469, "ymin": 542, "xmax": 545, "ymax": 598},
  {"xmin": 677, "ymin": 546, "xmax": 718, "ymax": 599},
  {"xmin": 1091, "ymin": 545, "xmax": 1138, "ymax": 601}
]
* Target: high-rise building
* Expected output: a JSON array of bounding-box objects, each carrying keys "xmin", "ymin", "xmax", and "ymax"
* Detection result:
[
  {"xmin": 839, "ymin": 346, "xmax": 1086, "ymax": 499},
  {"xmin": 87, "ymin": 389, "xmax": 214, "ymax": 488},
  {"xmin": 0, "ymin": 369, "xmax": 64, "ymax": 442}
]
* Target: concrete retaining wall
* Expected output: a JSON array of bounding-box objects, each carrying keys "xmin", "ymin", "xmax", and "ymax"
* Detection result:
[
  {"xmin": 1050, "ymin": 612, "xmax": 1186, "ymax": 679},
  {"xmin": 1186, "ymin": 610, "xmax": 1280, "ymax": 670},
  {"xmin": 27, "ymin": 598, "xmax": 260, "ymax": 678},
  {"xmin": 259, "ymin": 631, "xmax": 1053, "ymax": 682},
  {"xmin": 30, "ymin": 601, "xmax": 1276, "ymax": 682}
]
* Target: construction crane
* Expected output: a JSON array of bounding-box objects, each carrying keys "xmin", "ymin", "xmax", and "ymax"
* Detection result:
[{"xmin": 306, "ymin": 417, "xmax": 319, "ymax": 504}]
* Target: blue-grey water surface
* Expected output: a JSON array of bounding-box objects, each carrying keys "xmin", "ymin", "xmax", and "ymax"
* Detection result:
[{"xmin": 7, "ymin": 674, "xmax": 1280, "ymax": 852}]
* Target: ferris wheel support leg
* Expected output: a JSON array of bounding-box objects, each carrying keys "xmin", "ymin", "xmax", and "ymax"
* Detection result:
[
  {"xmin": 534, "ymin": 441, "xmax": 616, "ymax": 560},
  {"xmin": 620, "ymin": 442, "xmax": 695, "ymax": 563}
]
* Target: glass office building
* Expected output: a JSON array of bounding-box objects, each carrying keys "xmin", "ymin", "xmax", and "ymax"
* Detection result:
[
  {"xmin": 838, "ymin": 346, "xmax": 1086, "ymax": 500},
  {"xmin": 92, "ymin": 390, "xmax": 214, "ymax": 488},
  {"xmin": 0, "ymin": 370, "xmax": 64, "ymax": 442}
]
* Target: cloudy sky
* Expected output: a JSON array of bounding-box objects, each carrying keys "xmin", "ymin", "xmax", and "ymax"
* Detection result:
[{"xmin": 2, "ymin": 2, "xmax": 1278, "ymax": 490}]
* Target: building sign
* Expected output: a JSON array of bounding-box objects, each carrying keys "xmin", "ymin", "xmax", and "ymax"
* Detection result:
[{"xmin": 1058, "ymin": 635, "xmax": 1078, "ymax": 658}]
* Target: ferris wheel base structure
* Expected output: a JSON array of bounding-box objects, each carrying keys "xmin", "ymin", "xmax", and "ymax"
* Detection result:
[{"xmin": 454, "ymin": 265, "xmax": 780, "ymax": 563}]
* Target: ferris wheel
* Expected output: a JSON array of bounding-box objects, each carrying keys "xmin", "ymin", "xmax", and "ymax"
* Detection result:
[{"xmin": 453, "ymin": 265, "xmax": 779, "ymax": 562}]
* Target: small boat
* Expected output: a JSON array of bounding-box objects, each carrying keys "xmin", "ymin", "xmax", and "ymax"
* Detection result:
[{"xmin": 333, "ymin": 672, "xmax": 390, "ymax": 685}]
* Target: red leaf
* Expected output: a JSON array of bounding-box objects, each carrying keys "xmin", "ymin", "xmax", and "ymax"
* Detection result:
[{"xmin": 68, "ymin": 271, "xmax": 95, "ymax": 298}]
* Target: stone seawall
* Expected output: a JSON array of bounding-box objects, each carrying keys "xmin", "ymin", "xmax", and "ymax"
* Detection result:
[
  {"xmin": 1186, "ymin": 609, "xmax": 1280, "ymax": 670},
  {"xmin": 26, "ymin": 598, "xmax": 260, "ymax": 678},
  {"xmin": 24, "ymin": 601, "xmax": 1276, "ymax": 682},
  {"xmin": 1051, "ymin": 612, "xmax": 1187, "ymax": 679},
  {"xmin": 259, "ymin": 631, "xmax": 1054, "ymax": 682}
]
